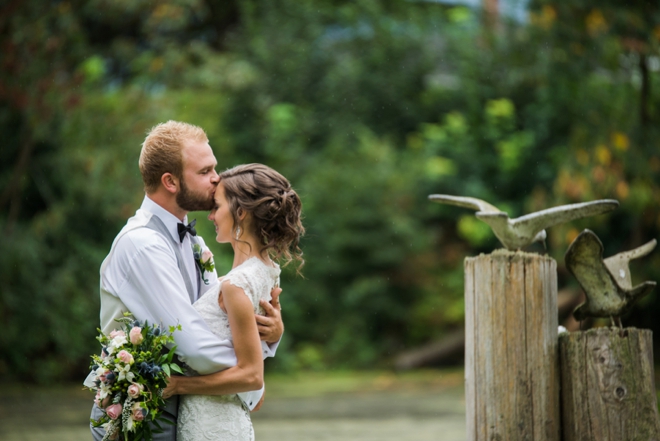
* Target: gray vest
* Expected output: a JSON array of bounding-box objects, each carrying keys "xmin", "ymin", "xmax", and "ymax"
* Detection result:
[
  {"xmin": 142, "ymin": 215, "xmax": 202, "ymax": 421},
  {"xmin": 145, "ymin": 215, "xmax": 201, "ymax": 303}
]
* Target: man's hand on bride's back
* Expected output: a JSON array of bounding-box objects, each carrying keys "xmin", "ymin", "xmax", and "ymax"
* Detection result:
[
  {"xmin": 256, "ymin": 287, "xmax": 283, "ymax": 343},
  {"xmin": 161, "ymin": 375, "xmax": 179, "ymax": 400}
]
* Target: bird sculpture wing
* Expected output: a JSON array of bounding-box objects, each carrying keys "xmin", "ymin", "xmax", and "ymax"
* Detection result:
[
  {"xmin": 508, "ymin": 199, "xmax": 619, "ymax": 235},
  {"xmin": 566, "ymin": 229, "xmax": 657, "ymax": 320},
  {"xmin": 565, "ymin": 229, "xmax": 623, "ymax": 320},
  {"xmin": 619, "ymin": 281, "xmax": 657, "ymax": 317},
  {"xmin": 603, "ymin": 239, "xmax": 657, "ymax": 290},
  {"xmin": 473, "ymin": 199, "xmax": 617, "ymax": 250},
  {"xmin": 427, "ymin": 195, "xmax": 501, "ymax": 213}
]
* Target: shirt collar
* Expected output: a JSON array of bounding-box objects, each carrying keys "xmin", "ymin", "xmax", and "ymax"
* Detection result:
[{"xmin": 140, "ymin": 195, "xmax": 188, "ymax": 244}]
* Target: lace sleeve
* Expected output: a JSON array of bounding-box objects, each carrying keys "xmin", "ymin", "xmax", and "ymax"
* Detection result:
[{"xmin": 223, "ymin": 269, "xmax": 259, "ymax": 309}]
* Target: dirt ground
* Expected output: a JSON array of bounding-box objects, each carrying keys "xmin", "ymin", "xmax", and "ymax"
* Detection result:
[{"xmin": 0, "ymin": 370, "xmax": 466, "ymax": 441}]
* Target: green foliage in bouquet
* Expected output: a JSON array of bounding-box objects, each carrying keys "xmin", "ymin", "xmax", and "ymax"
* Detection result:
[{"xmin": 86, "ymin": 313, "xmax": 182, "ymax": 441}]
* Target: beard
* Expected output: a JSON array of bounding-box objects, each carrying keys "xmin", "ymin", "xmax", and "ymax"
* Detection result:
[{"xmin": 176, "ymin": 178, "xmax": 214, "ymax": 212}]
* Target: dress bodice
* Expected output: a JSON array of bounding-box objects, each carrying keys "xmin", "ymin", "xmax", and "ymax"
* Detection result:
[{"xmin": 192, "ymin": 257, "xmax": 281, "ymax": 341}]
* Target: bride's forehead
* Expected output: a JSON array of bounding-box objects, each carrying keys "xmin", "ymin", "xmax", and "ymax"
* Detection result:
[{"xmin": 214, "ymin": 183, "xmax": 227, "ymax": 200}]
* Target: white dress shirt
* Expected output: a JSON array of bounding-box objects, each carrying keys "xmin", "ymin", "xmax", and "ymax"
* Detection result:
[{"xmin": 98, "ymin": 195, "xmax": 277, "ymax": 382}]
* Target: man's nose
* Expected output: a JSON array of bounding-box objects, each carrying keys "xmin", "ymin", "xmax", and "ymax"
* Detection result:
[
  {"xmin": 210, "ymin": 169, "xmax": 220, "ymax": 183},
  {"xmin": 207, "ymin": 212, "xmax": 213, "ymax": 221}
]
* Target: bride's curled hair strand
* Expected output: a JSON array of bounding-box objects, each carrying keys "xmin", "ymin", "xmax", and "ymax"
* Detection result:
[{"xmin": 220, "ymin": 163, "xmax": 305, "ymax": 274}]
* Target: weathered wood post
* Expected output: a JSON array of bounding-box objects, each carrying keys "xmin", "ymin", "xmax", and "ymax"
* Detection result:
[
  {"xmin": 464, "ymin": 250, "xmax": 560, "ymax": 441},
  {"xmin": 560, "ymin": 327, "xmax": 660, "ymax": 440}
]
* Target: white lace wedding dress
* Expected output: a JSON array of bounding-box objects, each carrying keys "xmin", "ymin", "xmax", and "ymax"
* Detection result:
[{"xmin": 177, "ymin": 257, "xmax": 280, "ymax": 441}]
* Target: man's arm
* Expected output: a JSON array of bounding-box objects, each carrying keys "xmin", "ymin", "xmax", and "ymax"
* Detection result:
[
  {"xmin": 163, "ymin": 287, "xmax": 284, "ymax": 401},
  {"xmin": 114, "ymin": 240, "xmax": 236, "ymax": 375},
  {"xmin": 163, "ymin": 280, "xmax": 264, "ymax": 398}
]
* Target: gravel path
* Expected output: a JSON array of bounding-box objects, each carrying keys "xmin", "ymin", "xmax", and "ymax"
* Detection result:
[{"xmin": 0, "ymin": 370, "xmax": 466, "ymax": 441}]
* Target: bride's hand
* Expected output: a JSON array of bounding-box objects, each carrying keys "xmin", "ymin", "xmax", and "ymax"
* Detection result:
[{"xmin": 161, "ymin": 375, "xmax": 179, "ymax": 400}]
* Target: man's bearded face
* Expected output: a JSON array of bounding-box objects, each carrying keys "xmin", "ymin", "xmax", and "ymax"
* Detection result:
[{"xmin": 176, "ymin": 176, "xmax": 215, "ymax": 212}]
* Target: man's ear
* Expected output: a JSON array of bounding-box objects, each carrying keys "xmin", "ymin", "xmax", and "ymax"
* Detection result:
[{"xmin": 161, "ymin": 173, "xmax": 179, "ymax": 194}]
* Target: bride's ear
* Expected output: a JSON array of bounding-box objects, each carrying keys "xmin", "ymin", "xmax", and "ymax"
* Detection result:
[
  {"xmin": 161, "ymin": 173, "xmax": 179, "ymax": 194},
  {"xmin": 236, "ymin": 207, "xmax": 247, "ymax": 221}
]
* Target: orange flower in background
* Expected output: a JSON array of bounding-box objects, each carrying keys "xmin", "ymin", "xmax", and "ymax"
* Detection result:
[
  {"xmin": 616, "ymin": 180, "xmax": 629, "ymax": 200},
  {"xmin": 556, "ymin": 169, "xmax": 591, "ymax": 201},
  {"xmin": 592, "ymin": 166, "xmax": 606, "ymax": 183}
]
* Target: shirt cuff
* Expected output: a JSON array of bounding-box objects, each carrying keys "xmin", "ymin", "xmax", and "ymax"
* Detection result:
[
  {"xmin": 261, "ymin": 339, "xmax": 280, "ymax": 358},
  {"xmin": 237, "ymin": 384, "xmax": 265, "ymax": 411}
]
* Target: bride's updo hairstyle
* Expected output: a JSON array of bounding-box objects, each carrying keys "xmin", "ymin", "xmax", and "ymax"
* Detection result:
[{"xmin": 220, "ymin": 163, "xmax": 305, "ymax": 272}]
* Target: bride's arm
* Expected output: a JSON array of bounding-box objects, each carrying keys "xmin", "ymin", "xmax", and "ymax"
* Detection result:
[{"xmin": 163, "ymin": 281, "xmax": 264, "ymax": 397}]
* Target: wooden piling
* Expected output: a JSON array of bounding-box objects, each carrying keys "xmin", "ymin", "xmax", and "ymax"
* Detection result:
[
  {"xmin": 464, "ymin": 250, "xmax": 560, "ymax": 441},
  {"xmin": 559, "ymin": 327, "xmax": 660, "ymax": 440}
]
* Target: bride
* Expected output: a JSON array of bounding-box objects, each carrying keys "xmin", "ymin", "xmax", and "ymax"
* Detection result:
[{"xmin": 162, "ymin": 163, "xmax": 304, "ymax": 441}]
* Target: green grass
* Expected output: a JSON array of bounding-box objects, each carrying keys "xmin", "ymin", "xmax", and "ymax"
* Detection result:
[{"xmin": 262, "ymin": 368, "xmax": 464, "ymax": 398}]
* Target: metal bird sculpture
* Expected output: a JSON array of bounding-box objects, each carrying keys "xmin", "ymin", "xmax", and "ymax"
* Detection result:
[
  {"xmin": 565, "ymin": 229, "xmax": 657, "ymax": 323},
  {"xmin": 427, "ymin": 195, "xmax": 619, "ymax": 250}
]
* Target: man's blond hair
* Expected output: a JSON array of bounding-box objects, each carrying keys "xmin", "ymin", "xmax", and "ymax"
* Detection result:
[{"xmin": 139, "ymin": 121, "xmax": 208, "ymax": 194}]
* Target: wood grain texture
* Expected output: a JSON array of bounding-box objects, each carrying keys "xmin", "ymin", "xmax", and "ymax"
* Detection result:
[
  {"xmin": 464, "ymin": 250, "xmax": 560, "ymax": 441},
  {"xmin": 560, "ymin": 327, "xmax": 660, "ymax": 441}
]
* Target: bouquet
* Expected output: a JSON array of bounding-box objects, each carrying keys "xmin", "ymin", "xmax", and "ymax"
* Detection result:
[{"xmin": 85, "ymin": 313, "xmax": 183, "ymax": 441}]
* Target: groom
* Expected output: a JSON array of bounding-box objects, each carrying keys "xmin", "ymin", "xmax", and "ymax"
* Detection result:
[{"xmin": 89, "ymin": 121, "xmax": 284, "ymax": 440}]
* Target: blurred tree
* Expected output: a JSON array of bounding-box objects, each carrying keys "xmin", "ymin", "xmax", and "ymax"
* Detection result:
[{"xmin": 2, "ymin": 0, "xmax": 660, "ymax": 382}]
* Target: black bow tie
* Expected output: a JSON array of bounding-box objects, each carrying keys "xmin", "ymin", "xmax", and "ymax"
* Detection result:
[{"xmin": 177, "ymin": 219, "xmax": 197, "ymax": 242}]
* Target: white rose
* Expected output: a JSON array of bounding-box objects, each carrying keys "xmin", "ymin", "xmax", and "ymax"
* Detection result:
[{"xmin": 110, "ymin": 334, "xmax": 128, "ymax": 349}]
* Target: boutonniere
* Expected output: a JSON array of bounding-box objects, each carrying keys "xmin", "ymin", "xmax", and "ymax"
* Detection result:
[{"xmin": 192, "ymin": 243, "xmax": 215, "ymax": 285}]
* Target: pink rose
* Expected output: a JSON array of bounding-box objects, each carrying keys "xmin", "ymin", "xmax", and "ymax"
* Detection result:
[
  {"xmin": 127, "ymin": 383, "xmax": 143, "ymax": 398},
  {"xmin": 117, "ymin": 350, "xmax": 134, "ymax": 364},
  {"xmin": 129, "ymin": 327, "xmax": 143, "ymax": 345},
  {"xmin": 201, "ymin": 249, "xmax": 213, "ymax": 264},
  {"xmin": 132, "ymin": 405, "xmax": 146, "ymax": 422},
  {"xmin": 109, "ymin": 330, "xmax": 125, "ymax": 339},
  {"xmin": 106, "ymin": 403, "xmax": 122, "ymax": 420}
]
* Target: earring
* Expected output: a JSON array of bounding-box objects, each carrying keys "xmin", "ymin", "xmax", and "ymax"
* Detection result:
[{"xmin": 235, "ymin": 226, "xmax": 242, "ymax": 240}]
